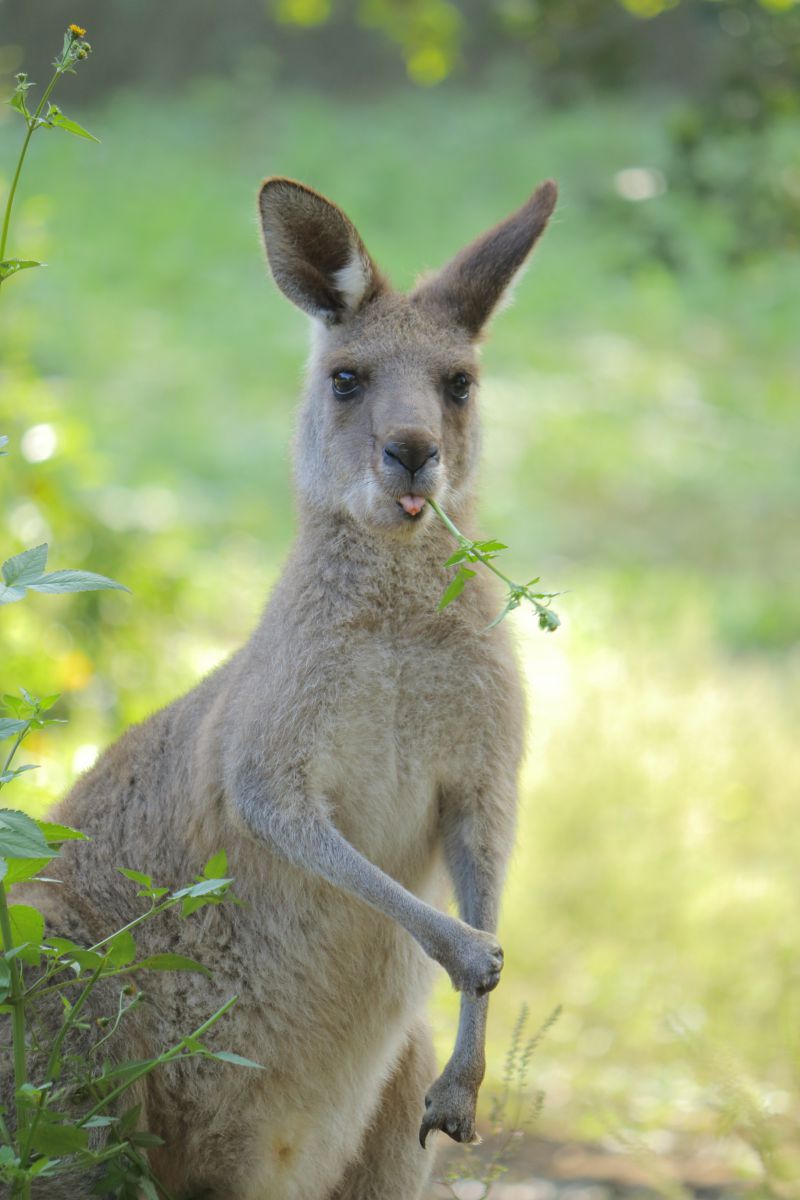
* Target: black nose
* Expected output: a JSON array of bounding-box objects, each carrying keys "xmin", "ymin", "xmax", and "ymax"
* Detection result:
[{"xmin": 383, "ymin": 439, "xmax": 439, "ymax": 477}]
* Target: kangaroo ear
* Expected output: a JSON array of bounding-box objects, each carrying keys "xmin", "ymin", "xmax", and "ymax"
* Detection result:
[
  {"xmin": 415, "ymin": 180, "xmax": 558, "ymax": 337},
  {"xmin": 258, "ymin": 177, "xmax": 385, "ymax": 323}
]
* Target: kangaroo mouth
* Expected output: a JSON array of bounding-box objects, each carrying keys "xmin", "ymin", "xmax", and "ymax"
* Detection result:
[{"xmin": 397, "ymin": 494, "xmax": 427, "ymax": 519}]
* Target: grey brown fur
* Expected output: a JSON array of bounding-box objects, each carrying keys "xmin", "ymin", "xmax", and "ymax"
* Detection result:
[{"xmin": 6, "ymin": 176, "xmax": 557, "ymax": 1199}]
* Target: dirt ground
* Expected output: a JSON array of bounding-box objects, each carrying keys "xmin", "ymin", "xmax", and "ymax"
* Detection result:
[{"xmin": 427, "ymin": 1134, "xmax": 742, "ymax": 1199}]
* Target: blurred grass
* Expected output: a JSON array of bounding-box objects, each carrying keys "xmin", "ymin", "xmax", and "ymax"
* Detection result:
[{"xmin": 2, "ymin": 76, "xmax": 800, "ymax": 1182}]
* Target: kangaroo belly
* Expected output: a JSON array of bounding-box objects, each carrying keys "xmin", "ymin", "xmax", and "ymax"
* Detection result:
[{"xmin": 145, "ymin": 879, "xmax": 437, "ymax": 1198}]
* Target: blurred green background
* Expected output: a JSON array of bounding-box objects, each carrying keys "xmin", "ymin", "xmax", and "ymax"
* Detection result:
[{"xmin": 2, "ymin": 0, "xmax": 800, "ymax": 1190}]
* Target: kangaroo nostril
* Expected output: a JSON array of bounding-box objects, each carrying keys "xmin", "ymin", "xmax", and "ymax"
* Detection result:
[{"xmin": 383, "ymin": 440, "xmax": 440, "ymax": 476}]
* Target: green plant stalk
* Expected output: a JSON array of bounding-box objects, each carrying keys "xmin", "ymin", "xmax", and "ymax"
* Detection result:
[
  {"xmin": 78, "ymin": 994, "xmax": 239, "ymax": 1126},
  {"xmin": 0, "ymin": 70, "xmax": 61, "ymax": 262},
  {"xmin": 0, "ymin": 723, "xmax": 32, "ymax": 791},
  {"xmin": 0, "ymin": 881, "xmax": 30, "ymax": 1170},
  {"xmin": 0, "ymin": 728, "xmax": 33, "ymax": 1171},
  {"xmin": 427, "ymin": 498, "xmax": 559, "ymax": 628},
  {"xmin": 16, "ymin": 961, "xmax": 105, "ymax": 1170}
]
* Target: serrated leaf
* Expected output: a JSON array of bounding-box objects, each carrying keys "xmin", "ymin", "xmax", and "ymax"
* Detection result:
[
  {"xmin": 9, "ymin": 91, "xmax": 29, "ymax": 116},
  {"xmin": 106, "ymin": 929, "xmax": 137, "ymax": 968},
  {"xmin": 0, "ymin": 717, "xmax": 29, "ymax": 741},
  {"xmin": 63, "ymin": 948, "xmax": 104, "ymax": 971},
  {"xmin": 443, "ymin": 548, "xmax": 470, "ymax": 567},
  {"xmin": 0, "ymin": 259, "xmax": 43, "ymax": 282},
  {"xmin": 1, "ymin": 904, "xmax": 44, "ymax": 965},
  {"xmin": 29, "ymin": 568, "xmax": 128, "ymax": 595},
  {"xmin": 118, "ymin": 867, "xmax": 153, "ymax": 886},
  {"xmin": 2, "ymin": 856, "xmax": 52, "ymax": 885},
  {"xmin": 203, "ymin": 849, "xmax": 228, "ymax": 879},
  {"xmin": 172, "ymin": 877, "xmax": 233, "ymax": 901},
  {"xmin": 0, "ymin": 809, "xmax": 51, "ymax": 857},
  {"xmin": 30, "ymin": 1119, "xmax": 89, "ymax": 1154},
  {"xmin": 437, "ymin": 566, "xmax": 476, "ymax": 612},
  {"xmin": 2, "ymin": 543, "xmax": 48, "ymax": 586},
  {"xmin": 49, "ymin": 110, "xmax": 100, "ymax": 142},
  {"xmin": 474, "ymin": 540, "xmax": 507, "ymax": 553},
  {"xmin": 211, "ymin": 1050, "xmax": 265, "ymax": 1069},
  {"xmin": 135, "ymin": 953, "xmax": 210, "ymax": 974},
  {"xmin": 1, "ymin": 763, "xmax": 38, "ymax": 783},
  {"xmin": 0, "ymin": 583, "xmax": 27, "ymax": 604},
  {"xmin": 36, "ymin": 819, "xmax": 86, "ymax": 844}
]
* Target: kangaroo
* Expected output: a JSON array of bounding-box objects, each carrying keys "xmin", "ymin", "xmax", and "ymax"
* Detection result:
[{"xmin": 6, "ymin": 175, "xmax": 557, "ymax": 1199}]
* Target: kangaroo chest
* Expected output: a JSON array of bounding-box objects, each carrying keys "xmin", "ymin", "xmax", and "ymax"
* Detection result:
[{"xmin": 304, "ymin": 625, "xmax": 490, "ymax": 873}]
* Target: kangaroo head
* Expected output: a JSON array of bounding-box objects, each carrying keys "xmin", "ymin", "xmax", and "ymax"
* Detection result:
[{"xmin": 258, "ymin": 177, "xmax": 557, "ymax": 536}]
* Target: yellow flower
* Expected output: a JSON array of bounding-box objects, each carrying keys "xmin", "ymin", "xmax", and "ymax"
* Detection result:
[{"xmin": 68, "ymin": 23, "xmax": 87, "ymax": 37}]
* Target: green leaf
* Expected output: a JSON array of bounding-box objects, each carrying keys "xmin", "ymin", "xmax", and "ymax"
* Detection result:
[
  {"xmin": 0, "ymin": 259, "xmax": 43, "ymax": 283},
  {"xmin": 2, "ymin": 544, "xmax": 48, "ymax": 586},
  {"xmin": 1, "ymin": 763, "xmax": 38, "ymax": 784},
  {"xmin": 135, "ymin": 953, "xmax": 210, "ymax": 974},
  {"xmin": 118, "ymin": 867, "xmax": 153, "ymax": 886},
  {"xmin": 30, "ymin": 1119, "xmax": 89, "ymax": 1155},
  {"xmin": 2, "ymin": 903, "xmax": 45, "ymax": 965},
  {"xmin": 443, "ymin": 548, "xmax": 471, "ymax": 567},
  {"xmin": 475, "ymin": 540, "xmax": 507, "ymax": 553},
  {"xmin": 203, "ymin": 849, "xmax": 228, "ymax": 878},
  {"xmin": 172, "ymin": 877, "xmax": 233, "ymax": 901},
  {"xmin": 2, "ymin": 856, "xmax": 52, "ymax": 885},
  {"xmin": 106, "ymin": 929, "xmax": 137, "ymax": 968},
  {"xmin": 44, "ymin": 935, "xmax": 81, "ymax": 955},
  {"xmin": 9, "ymin": 90, "xmax": 29, "ymax": 117},
  {"xmin": 437, "ymin": 566, "xmax": 476, "ymax": 612},
  {"xmin": 0, "ymin": 809, "xmax": 52, "ymax": 858},
  {"xmin": 29, "ymin": 568, "xmax": 128, "ymax": 595},
  {"xmin": 0, "ymin": 717, "xmax": 29, "ymax": 741},
  {"xmin": 0, "ymin": 958, "xmax": 10, "ymax": 1002},
  {"xmin": 49, "ymin": 110, "xmax": 100, "ymax": 142},
  {"xmin": 61, "ymin": 948, "xmax": 104, "ymax": 971},
  {"xmin": 211, "ymin": 1049, "xmax": 265, "ymax": 1069},
  {"xmin": 36, "ymin": 819, "xmax": 86, "ymax": 844}
]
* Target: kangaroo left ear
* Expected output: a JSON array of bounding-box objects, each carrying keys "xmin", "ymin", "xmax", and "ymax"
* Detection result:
[{"xmin": 414, "ymin": 180, "xmax": 558, "ymax": 337}]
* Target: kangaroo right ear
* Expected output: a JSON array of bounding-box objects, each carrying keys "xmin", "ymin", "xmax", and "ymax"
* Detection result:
[{"xmin": 258, "ymin": 178, "xmax": 385, "ymax": 323}]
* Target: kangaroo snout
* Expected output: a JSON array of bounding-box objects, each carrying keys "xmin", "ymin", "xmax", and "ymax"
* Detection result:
[{"xmin": 382, "ymin": 434, "xmax": 440, "ymax": 479}]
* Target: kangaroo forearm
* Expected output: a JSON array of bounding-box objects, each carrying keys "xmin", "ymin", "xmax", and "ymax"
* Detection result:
[
  {"xmin": 237, "ymin": 795, "xmax": 454, "ymax": 959},
  {"xmin": 451, "ymin": 994, "xmax": 488, "ymax": 1083}
]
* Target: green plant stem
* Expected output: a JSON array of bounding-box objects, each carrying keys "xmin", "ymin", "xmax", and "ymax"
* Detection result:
[
  {"xmin": 0, "ymin": 69, "xmax": 61, "ymax": 262},
  {"xmin": 17, "ymin": 962, "xmax": 105, "ymax": 1170},
  {"xmin": 0, "ymin": 884, "xmax": 30, "ymax": 1158},
  {"xmin": 78, "ymin": 994, "xmax": 239, "ymax": 1126},
  {"xmin": 427, "ymin": 498, "xmax": 559, "ymax": 628},
  {"xmin": 429, "ymin": 499, "xmax": 525, "ymax": 593},
  {"xmin": 0, "ymin": 724, "xmax": 31, "ymax": 791}
]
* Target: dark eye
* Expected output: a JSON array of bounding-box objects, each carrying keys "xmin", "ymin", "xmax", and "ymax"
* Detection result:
[
  {"xmin": 448, "ymin": 372, "xmax": 471, "ymax": 404},
  {"xmin": 332, "ymin": 370, "xmax": 360, "ymax": 399}
]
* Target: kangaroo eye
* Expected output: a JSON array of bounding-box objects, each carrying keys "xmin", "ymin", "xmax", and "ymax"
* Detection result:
[
  {"xmin": 448, "ymin": 372, "xmax": 471, "ymax": 404},
  {"xmin": 332, "ymin": 370, "xmax": 360, "ymax": 399}
]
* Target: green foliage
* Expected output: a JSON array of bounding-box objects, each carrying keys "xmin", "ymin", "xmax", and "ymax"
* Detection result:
[
  {"xmin": 1, "ymin": 25, "xmax": 96, "ymax": 284},
  {"xmin": 429, "ymin": 499, "xmax": 561, "ymax": 632},
  {"xmin": 1, "ymin": 545, "xmax": 127, "ymax": 606},
  {"xmin": 0, "ymin": 807, "xmax": 244, "ymax": 1197}
]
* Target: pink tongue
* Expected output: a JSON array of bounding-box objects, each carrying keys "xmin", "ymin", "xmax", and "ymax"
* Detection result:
[{"xmin": 400, "ymin": 495, "xmax": 426, "ymax": 516}]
